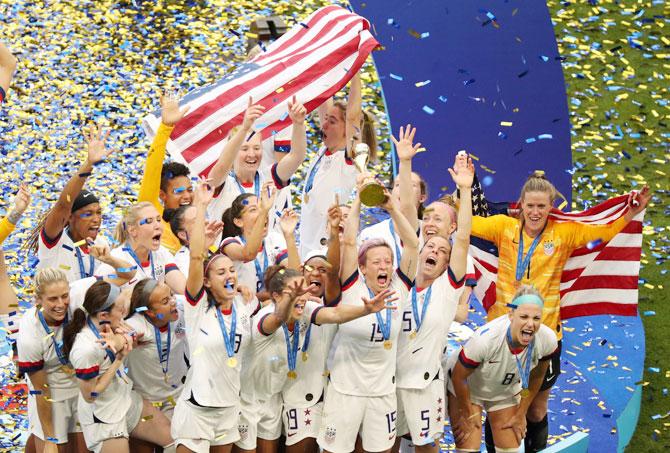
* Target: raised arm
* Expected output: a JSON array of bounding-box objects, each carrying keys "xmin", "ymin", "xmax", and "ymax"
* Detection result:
[
  {"xmin": 344, "ymin": 73, "xmax": 362, "ymax": 159},
  {"xmin": 259, "ymin": 279, "xmax": 310, "ymax": 335},
  {"xmin": 392, "ymin": 124, "xmax": 422, "ymax": 230},
  {"xmin": 0, "ymin": 42, "xmax": 17, "ymax": 98},
  {"xmin": 186, "ymin": 181, "xmax": 214, "ymax": 297},
  {"xmin": 88, "ymin": 243, "xmax": 137, "ymax": 285},
  {"xmin": 448, "ymin": 154, "xmax": 475, "ymax": 281},
  {"xmin": 138, "ymin": 93, "xmax": 190, "ymax": 208},
  {"xmin": 279, "ymin": 209, "xmax": 301, "ymax": 270},
  {"xmin": 340, "ymin": 184, "xmax": 362, "ymax": 280},
  {"xmin": 274, "ymin": 97, "xmax": 307, "ymax": 182},
  {"xmin": 0, "ymin": 184, "xmax": 30, "ymax": 245},
  {"xmin": 43, "ymin": 124, "xmax": 115, "ymax": 240},
  {"xmin": 383, "ymin": 191, "xmax": 419, "ymax": 281},
  {"xmin": 222, "ymin": 183, "xmax": 276, "ymax": 262},
  {"xmin": 314, "ymin": 288, "xmax": 397, "ymax": 324},
  {"xmin": 324, "ymin": 198, "xmax": 342, "ymax": 303},
  {"xmin": 208, "ymin": 99, "xmax": 265, "ymax": 188}
]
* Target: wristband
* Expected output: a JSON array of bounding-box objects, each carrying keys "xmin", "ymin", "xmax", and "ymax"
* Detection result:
[{"xmin": 78, "ymin": 171, "xmax": 92, "ymax": 177}]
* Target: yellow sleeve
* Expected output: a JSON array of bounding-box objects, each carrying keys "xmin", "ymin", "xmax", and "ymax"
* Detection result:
[
  {"xmin": 471, "ymin": 215, "xmax": 511, "ymax": 246},
  {"xmin": 562, "ymin": 215, "xmax": 629, "ymax": 248},
  {"xmin": 0, "ymin": 217, "xmax": 15, "ymax": 245},
  {"xmin": 138, "ymin": 122, "xmax": 175, "ymax": 212}
]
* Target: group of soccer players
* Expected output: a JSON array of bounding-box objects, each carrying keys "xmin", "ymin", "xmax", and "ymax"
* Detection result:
[{"xmin": 0, "ymin": 42, "xmax": 650, "ymax": 453}]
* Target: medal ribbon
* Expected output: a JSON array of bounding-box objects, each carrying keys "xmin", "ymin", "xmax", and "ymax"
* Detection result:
[
  {"xmin": 86, "ymin": 317, "xmax": 122, "ymax": 377},
  {"xmin": 238, "ymin": 237, "xmax": 268, "ymax": 292},
  {"xmin": 67, "ymin": 229, "xmax": 95, "ymax": 278},
  {"xmin": 410, "ymin": 285, "xmax": 433, "ymax": 334},
  {"xmin": 153, "ymin": 323, "xmax": 171, "ymax": 376},
  {"xmin": 231, "ymin": 171, "xmax": 260, "ymax": 198},
  {"xmin": 367, "ymin": 286, "xmax": 391, "ymax": 342},
  {"xmin": 123, "ymin": 245, "xmax": 155, "ymax": 279},
  {"xmin": 282, "ymin": 321, "xmax": 300, "ymax": 372},
  {"xmin": 215, "ymin": 304, "xmax": 237, "ymax": 359},
  {"xmin": 515, "ymin": 226, "xmax": 545, "ymax": 282}
]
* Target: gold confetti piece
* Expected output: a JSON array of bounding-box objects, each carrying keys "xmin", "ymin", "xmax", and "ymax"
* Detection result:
[
  {"xmin": 59, "ymin": 265, "xmax": 72, "ymax": 271},
  {"xmin": 142, "ymin": 415, "xmax": 153, "ymax": 421},
  {"xmin": 500, "ymin": 121, "xmax": 513, "ymax": 127},
  {"xmin": 73, "ymin": 239, "xmax": 87, "ymax": 247},
  {"xmin": 245, "ymin": 32, "xmax": 258, "ymax": 39}
]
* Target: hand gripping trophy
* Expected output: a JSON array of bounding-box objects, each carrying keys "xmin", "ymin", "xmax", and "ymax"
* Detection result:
[{"xmin": 352, "ymin": 142, "xmax": 386, "ymax": 206}]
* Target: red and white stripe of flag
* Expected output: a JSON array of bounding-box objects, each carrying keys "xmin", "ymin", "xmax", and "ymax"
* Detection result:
[{"xmin": 142, "ymin": 5, "xmax": 379, "ymax": 177}]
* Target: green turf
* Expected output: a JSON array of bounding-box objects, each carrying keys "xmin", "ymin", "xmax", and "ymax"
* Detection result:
[{"xmin": 545, "ymin": 1, "xmax": 669, "ymax": 451}]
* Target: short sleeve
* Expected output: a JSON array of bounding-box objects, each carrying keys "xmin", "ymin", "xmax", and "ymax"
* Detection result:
[
  {"xmin": 125, "ymin": 315, "xmax": 150, "ymax": 338},
  {"xmin": 537, "ymin": 326, "xmax": 559, "ymax": 361},
  {"xmin": 17, "ymin": 322, "xmax": 45, "ymax": 374},
  {"xmin": 465, "ymin": 255, "xmax": 477, "ymax": 287},
  {"xmin": 70, "ymin": 341, "xmax": 103, "ymax": 380},
  {"xmin": 459, "ymin": 332, "xmax": 490, "ymax": 369}
]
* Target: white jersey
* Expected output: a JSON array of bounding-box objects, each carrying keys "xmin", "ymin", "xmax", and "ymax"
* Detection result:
[
  {"xmin": 37, "ymin": 227, "xmax": 108, "ymax": 282},
  {"xmin": 96, "ymin": 244, "xmax": 180, "ymax": 289},
  {"xmin": 125, "ymin": 305, "xmax": 188, "ymax": 403},
  {"xmin": 70, "ymin": 325, "xmax": 134, "ymax": 424},
  {"xmin": 207, "ymin": 166, "xmax": 292, "ymax": 236},
  {"xmin": 396, "ymin": 268, "xmax": 465, "ymax": 389},
  {"xmin": 173, "ymin": 245, "xmax": 190, "ymax": 276},
  {"xmin": 449, "ymin": 316, "xmax": 558, "ymax": 401},
  {"xmin": 181, "ymin": 287, "xmax": 258, "ymax": 408},
  {"xmin": 251, "ymin": 300, "xmax": 328, "ymax": 406},
  {"xmin": 221, "ymin": 232, "xmax": 288, "ymax": 293},
  {"xmin": 299, "ymin": 147, "xmax": 357, "ymax": 256},
  {"xmin": 329, "ymin": 269, "xmax": 412, "ymax": 397},
  {"xmin": 359, "ymin": 219, "xmax": 424, "ymax": 267},
  {"xmin": 17, "ymin": 307, "xmax": 79, "ymax": 402}
]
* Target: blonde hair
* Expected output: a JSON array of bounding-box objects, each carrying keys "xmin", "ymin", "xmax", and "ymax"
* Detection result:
[
  {"xmin": 114, "ymin": 201, "xmax": 156, "ymax": 244},
  {"xmin": 35, "ymin": 268, "xmax": 68, "ymax": 297},
  {"xmin": 519, "ymin": 171, "xmax": 557, "ymax": 206},
  {"xmin": 512, "ymin": 284, "xmax": 543, "ymax": 301}
]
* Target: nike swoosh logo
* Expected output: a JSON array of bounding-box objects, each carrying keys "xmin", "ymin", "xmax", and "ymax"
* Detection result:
[
  {"xmin": 287, "ymin": 433, "xmax": 297, "ymax": 438},
  {"xmin": 488, "ymin": 360, "xmax": 500, "ymax": 364}
]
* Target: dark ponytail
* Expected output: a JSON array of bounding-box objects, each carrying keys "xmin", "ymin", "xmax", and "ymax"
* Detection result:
[
  {"xmin": 163, "ymin": 206, "xmax": 190, "ymax": 246},
  {"xmin": 221, "ymin": 193, "xmax": 255, "ymax": 240},
  {"xmin": 63, "ymin": 281, "xmax": 117, "ymax": 359},
  {"xmin": 265, "ymin": 265, "xmax": 301, "ymax": 300}
]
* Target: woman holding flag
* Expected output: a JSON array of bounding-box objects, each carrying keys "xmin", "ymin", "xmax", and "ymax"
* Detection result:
[{"xmin": 470, "ymin": 172, "xmax": 650, "ymax": 452}]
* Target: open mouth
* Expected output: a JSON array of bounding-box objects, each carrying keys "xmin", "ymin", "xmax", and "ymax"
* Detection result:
[
  {"xmin": 244, "ymin": 158, "xmax": 258, "ymax": 166},
  {"xmin": 423, "ymin": 227, "xmax": 437, "ymax": 238},
  {"xmin": 520, "ymin": 329, "xmax": 534, "ymax": 342},
  {"xmin": 310, "ymin": 280, "xmax": 322, "ymax": 288},
  {"xmin": 151, "ymin": 233, "xmax": 162, "ymax": 246},
  {"xmin": 224, "ymin": 279, "xmax": 236, "ymax": 293},
  {"xmin": 425, "ymin": 256, "xmax": 437, "ymax": 267},
  {"xmin": 88, "ymin": 227, "xmax": 100, "ymax": 236},
  {"xmin": 179, "ymin": 200, "xmax": 191, "ymax": 206},
  {"xmin": 377, "ymin": 273, "xmax": 389, "ymax": 287}
]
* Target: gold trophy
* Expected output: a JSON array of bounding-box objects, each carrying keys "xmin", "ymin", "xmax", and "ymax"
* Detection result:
[{"xmin": 353, "ymin": 143, "xmax": 386, "ymax": 207}]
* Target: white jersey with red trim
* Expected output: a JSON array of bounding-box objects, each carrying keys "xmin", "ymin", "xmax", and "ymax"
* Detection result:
[
  {"xmin": 251, "ymin": 300, "xmax": 329, "ymax": 407},
  {"xmin": 396, "ymin": 268, "xmax": 465, "ymax": 389},
  {"xmin": 173, "ymin": 245, "xmax": 190, "ymax": 276},
  {"xmin": 220, "ymin": 232, "xmax": 288, "ymax": 294},
  {"xmin": 125, "ymin": 304, "xmax": 188, "ymax": 404},
  {"xmin": 70, "ymin": 325, "xmax": 134, "ymax": 424},
  {"xmin": 17, "ymin": 307, "xmax": 79, "ymax": 402},
  {"xmin": 181, "ymin": 288, "xmax": 258, "ymax": 407},
  {"xmin": 207, "ymin": 164, "xmax": 292, "ymax": 235},
  {"xmin": 95, "ymin": 244, "xmax": 180, "ymax": 289},
  {"xmin": 329, "ymin": 269, "xmax": 412, "ymax": 397},
  {"xmin": 448, "ymin": 315, "xmax": 558, "ymax": 402},
  {"xmin": 37, "ymin": 227, "xmax": 108, "ymax": 282},
  {"xmin": 299, "ymin": 147, "xmax": 357, "ymax": 256}
]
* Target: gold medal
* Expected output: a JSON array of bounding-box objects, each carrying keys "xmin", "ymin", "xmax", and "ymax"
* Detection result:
[
  {"xmin": 287, "ymin": 370, "xmax": 297, "ymax": 379},
  {"xmin": 383, "ymin": 340, "xmax": 392, "ymax": 350},
  {"xmin": 409, "ymin": 330, "xmax": 417, "ymax": 340},
  {"xmin": 227, "ymin": 357, "xmax": 238, "ymax": 368},
  {"xmin": 520, "ymin": 388, "xmax": 530, "ymax": 398},
  {"xmin": 302, "ymin": 351, "xmax": 309, "ymax": 362},
  {"xmin": 60, "ymin": 365, "xmax": 75, "ymax": 375}
]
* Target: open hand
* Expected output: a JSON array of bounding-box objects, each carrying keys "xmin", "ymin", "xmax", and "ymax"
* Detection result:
[
  {"xmin": 160, "ymin": 91, "xmax": 191, "ymax": 126},
  {"xmin": 85, "ymin": 123, "xmax": 114, "ymax": 166},
  {"xmin": 362, "ymin": 288, "xmax": 398, "ymax": 313},
  {"xmin": 391, "ymin": 124, "xmax": 422, "ymax": 161}
]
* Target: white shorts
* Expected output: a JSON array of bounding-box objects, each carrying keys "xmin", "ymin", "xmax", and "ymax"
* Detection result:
[
  {"xmin": 235, "ymin": 394, "xmax": 282, "ymax": 450},
  {"xmin": 171, "ymin": 398, "xmax": 240, "ymax": 452},
  {"xmin": 397, "ymin": 379, "xmax": 446, "ymax": 445},
  {"xmin": 283, "ymin": 400, "xmax": 323, "ymax": 446},
  {"xmin": 28, "ymin": 394, "xmax": 81, "ymax": 443},
  {"xmin": 81, "ymin": 391, "xmax": 143, "ymax": 453},
  {"xmin": 470, "ymin": 394, "xmax": 520, "ymax": 412},
  {"xmin": 317, "ymin": 384, "xmax": 397, "ymax": 453}
]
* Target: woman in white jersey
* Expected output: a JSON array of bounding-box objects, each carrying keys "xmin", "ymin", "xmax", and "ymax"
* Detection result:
[
  {"xmin": 101, "ymin": 202, "xmax": 185, "ymax": 293},
  {"xmin": 299, "ymin": 72, "xmax": 378, "ymax": 256},
  {"xmin": 63, "ymin": 281, "xmax": 174, "ymax": 453},
  {"xmin": 394, "ymin": 154, "xmax": 474, "ymax": 451},
  {"xmin": 317, "ymin": 176, "xmax": 418, "ymax": 453},
  {"xmin": 17, "ymin": 269, "xmax": 87, "ymax": 453},
  {"xmin": 447, "ymin": 286, "xmax": 559, "ymax": 453},
  {"xmin": 252, "ymin": 265, "xmax": 395, "ymax": 453},
  {"xmin": 124, "ymin": 278, "xmax": 189, "ymax": 453},
  {"xmin": 207, "ymin": 97, "xmax": 307, "ymax": 233},
  {"xmin": 170, "ymin": 181, "xmax": 259, "ymax": 452},
  {"xmin": 220, "ymin": 189, "xmax": 299, "ymax": 294}
]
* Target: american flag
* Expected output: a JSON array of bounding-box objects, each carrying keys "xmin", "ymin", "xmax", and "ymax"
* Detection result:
[
  {"xmin": 142, "ymin": 5, "xmax": 379, "ymax": 177},
  {"xmin": 469, "ymin": 192, "xmax": 644, "ymax": 319}
]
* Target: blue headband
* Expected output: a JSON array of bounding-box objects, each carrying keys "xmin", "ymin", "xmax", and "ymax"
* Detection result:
[
  {"xmin": 507, "ymin": 294, "xmax": 544, "ymax": 310},
  {"xmin": 96, "ymin": 284, "xmax": 121, "ymax": 313}
]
